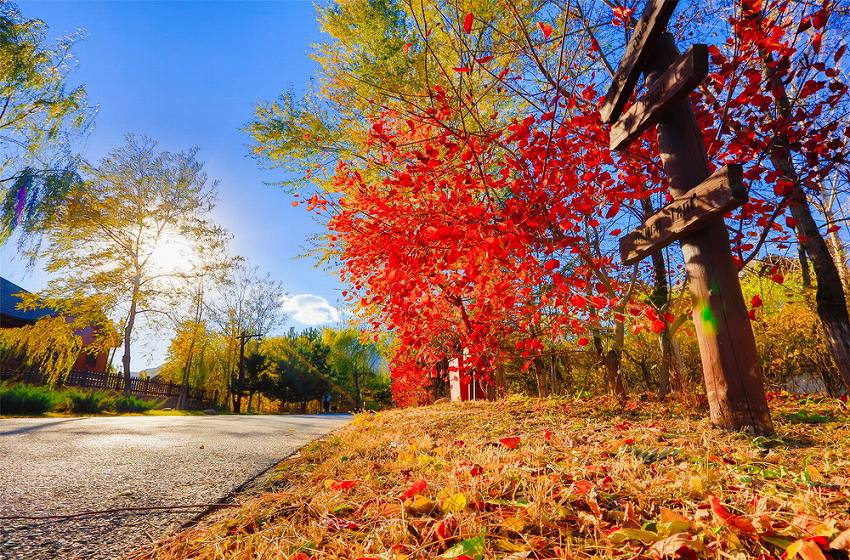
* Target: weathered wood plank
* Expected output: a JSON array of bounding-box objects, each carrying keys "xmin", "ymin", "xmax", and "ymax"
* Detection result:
[
  {"xmin": 619, "ymin": 164, "xmax": 746, "ymax": 264},
  {"xmin": 609, "ymin": 44, "xmax": 708, "ymax": 151},
  {"xmin": 600, "ymin": 0, "xmax": 679, "ymax": 124}
]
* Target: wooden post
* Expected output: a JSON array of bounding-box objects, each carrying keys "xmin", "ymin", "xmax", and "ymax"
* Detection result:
[{"xmin": 644, "ymin": 33, "xmax": 772, "ymax": 434}]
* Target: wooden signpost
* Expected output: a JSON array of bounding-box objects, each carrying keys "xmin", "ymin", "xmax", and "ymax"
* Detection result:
[
  {"xmin": 605, "ymin": 0, "xmax": 773, "ymax": 434},
  {"xmin": 600, "ymin": 0, "xmax": 679, "ymax": 124},
  {"xmin": 608, "ymin": 44, "xmax": 708, "ymax": 151},
  {"xmin": 619, "ymin": 164, "xmax": 746, "ymax": 264}
]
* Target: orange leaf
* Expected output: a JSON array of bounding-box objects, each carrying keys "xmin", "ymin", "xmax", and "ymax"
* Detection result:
[
  {"xmin": 709, "ymin": 496, "xmax": 755, "ymax": 534},
  {"xmin": 573, "ymin": 479, "xmax": 594, "ymax": 494}
]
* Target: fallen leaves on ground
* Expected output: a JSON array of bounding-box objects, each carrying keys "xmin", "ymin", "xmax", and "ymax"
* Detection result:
[{"xmin": 132, "ymin": 393, "xmax": 850, "ymax": 559}]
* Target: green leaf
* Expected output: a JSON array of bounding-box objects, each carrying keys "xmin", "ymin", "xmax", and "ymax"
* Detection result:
[
  {"xmin": 762, "ymin": 535, "xmax": 795, "ymax": 550},
  {"xmin": 441, "ymin": 535, "xmax": 486, "ymax": 559}
]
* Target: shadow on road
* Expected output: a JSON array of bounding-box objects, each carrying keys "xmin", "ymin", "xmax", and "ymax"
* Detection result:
[{"xmin": 0, "ymin": 418, "xmax": 83, "ymax": 437}]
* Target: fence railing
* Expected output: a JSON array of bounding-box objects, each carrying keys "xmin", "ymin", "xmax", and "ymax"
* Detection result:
[{"xmin": 2, "ymin": 369, "xmax": 218, "ymax": 407}]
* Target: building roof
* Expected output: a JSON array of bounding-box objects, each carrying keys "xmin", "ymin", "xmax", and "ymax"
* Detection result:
[{"xmin": 0, "ymin": 277, "xmax": 56, "ymax": 324}]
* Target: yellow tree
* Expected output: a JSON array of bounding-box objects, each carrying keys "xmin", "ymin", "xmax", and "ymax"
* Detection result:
[
  {"xmin": 0, "ymin": 292, "xmax": 118, "ymax": 381},
  {"xmin": 33, "ymin": 134, "xmax": 218, "ymax": 394},
  {"xmin": 1, "ymin": 3, "xmax": 92, "ymax": 248}
]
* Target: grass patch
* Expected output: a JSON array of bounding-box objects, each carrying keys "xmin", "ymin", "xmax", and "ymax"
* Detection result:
[
  {"xmin": 131, "ymin": 393, "xmax": 850, "ymax": 560},
  {"xmin": 61, "ymin": 388, "xmax": 116, "ymax": 414},
  {"xmin": 0, "ymin": 383, "xmax": 167, "ymax": 416},
  {"xmin": 0, "ymin": 383, "xmax": 60, "ymax": 415},
  {"xmin": 113, "ymin": 394, "xmax": 163, "ymax": 413},
  {"xmin": 782, "ymin": 409, "xmax": 835, "ymax": 424}
]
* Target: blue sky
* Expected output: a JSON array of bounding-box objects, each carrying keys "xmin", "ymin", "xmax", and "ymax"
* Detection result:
[{"xmin": 0, "ymin": 1, "xmax": 344, "ymax": 369}]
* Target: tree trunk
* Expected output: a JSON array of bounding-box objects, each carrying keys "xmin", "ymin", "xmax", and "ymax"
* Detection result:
[
  {"xmin": 657, "ymin": 331, "xmax": 673, "ymax": 398},
  {"xmin": 823, "ymin": 204, "xmax": 850, "ymax": 296},
  {"xmin": 762, "ymin": 52, "xmax": 850, "ymax": 394},
  {"xmin": 121, "ymin": 276, "xmax": 141, "ymax": 396},
  {"xmin": 177, "ymin": 334, "xmax": 195, "ymax": 410},
  {"xmin": 642, "ymin": 197, "xmax": 674, "ymax": 399},
  {"xmin": 533, "ymin": 357, "xmax": 549, "ymax": 397},
  {"xmin": 670, "ymin": 335, "xmax": 688, "ymax": 393},
  {"xmin": 593, "ymin": 335, "xmax": 626, "ymax": 401},
  {"xmin": 798, "ymin": 243, "xmax": 812, "ymax": 288}
]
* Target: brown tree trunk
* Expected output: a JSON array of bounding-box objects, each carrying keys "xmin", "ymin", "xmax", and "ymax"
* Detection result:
[
  {"xmin": 669, "ymin": 334, "xmax": 688, "ymax": 393},
  {"xmin": 823, "ymin": 204, "xmax": 850, "ymax": 297},
  {"xmin": 121, "ymin": 276, "xmax": 141, "ymax": 396},
  {"xmin": 642, "ymin": 198, "xmax": 675, "ymax": 398},
  {"xmin": 797, "ymin": 243, "xmax": 812, "ymax": 288},
  {"xmin": 762, "ymin": 53, "xmax": 850, "ymax": 394},
  {"xmin": 532, "ymin": 356, "xmax": 549, "ymax": 397},
  {"xmin": 646, "ymin": 34, "xmax": 773, "ymax": 433},
  {"xmin": 593, "ymin": 335, "xmax": 627, "ymax": 400}
]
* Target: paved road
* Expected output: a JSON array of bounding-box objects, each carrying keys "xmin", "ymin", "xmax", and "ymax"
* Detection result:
[{"xmin": 0, "ymin": 414, "xmax": 351, "ymax": 560}]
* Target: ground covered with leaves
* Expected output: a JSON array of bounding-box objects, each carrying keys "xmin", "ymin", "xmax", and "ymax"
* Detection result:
[{"xmin": 133, "ymin": 394, "xmax": 850, "ymax": 559}]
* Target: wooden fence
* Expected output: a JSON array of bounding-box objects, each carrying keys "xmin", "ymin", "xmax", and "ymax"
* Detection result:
[{"xmin": 3, "ymin": 369, "xmax": 218, "ymax": 407}]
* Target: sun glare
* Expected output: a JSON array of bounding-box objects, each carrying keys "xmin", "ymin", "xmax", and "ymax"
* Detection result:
[{"xmin": 147, "ymin": 230, "xmax": 194, "ymax": 275}]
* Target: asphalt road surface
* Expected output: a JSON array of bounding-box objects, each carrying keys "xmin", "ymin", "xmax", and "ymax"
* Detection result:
[{"xmin": 0, "ymin": 414, "xmax": 351, "ymax": 560}]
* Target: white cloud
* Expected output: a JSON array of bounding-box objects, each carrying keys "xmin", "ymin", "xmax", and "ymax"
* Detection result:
[{"xmin": 280, "ymin": 293, "xmax": 341, "ymax": 326}]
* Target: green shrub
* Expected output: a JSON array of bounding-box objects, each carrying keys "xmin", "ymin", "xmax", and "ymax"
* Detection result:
[
  {"xmin": 61, "ymin": 388, "xmax": 115, "ymax": 414},
  {"xmin": 113, "ymin": 394, "xmax": 161, "ymax": 413},
  {"xmin": 0, "ymin": 383, "xmax": 59, "ymax": 415}
]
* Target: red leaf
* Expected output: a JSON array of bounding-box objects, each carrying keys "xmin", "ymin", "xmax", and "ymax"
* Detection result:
[
  {"xmin": 538, "ymin": 22, "xmax": 553, "ymax": 39},
  {"xmin": 499, "ymin": 437, "xmax": 521, "ymax": 449},
  {"xmin": 650, "ymin": 320, "xmax": 666, "ymax": 334},
  {"xmin": 771, "ymin": 273, "xmax": 785, "ymax": 284},
  {"xmin": 331, "ymin": 479, "xmax": 360, "ymax": 491},
  {"xmin": 436, "ymin": 517, "xmax": 457, "ymax": 540},
  {"xmin": 573, "ymin": 480, "xmax": 594, "ymax": 494},
  {"xmin": 469, "ymin": 464, "xmax": 484, "ymax": 477},
  {"xmin": 453, "ymin": 67, "xmax": 471, "ymax": 73},
  {"xmin": 475, "ymin": 55, "xmax": 494, "ymax": 64},
  {"xmin": 544, "ymin": 429, "xmax": 552, "ymax": 442},
  {"xmin": 544, "ymin": 258, "xmax": 560, "ymax": 272},
  {"xmin": 709, "ymin": 496, "xmax": 756, "ymax": 534},
  {"xmin": 322, "ymin": 516, "xmax": 360, "ymax": 532},
  {"xmin": 751, "ymin": 294, "xmax": 762, "ymax": 308},
  {"xmin": 401, "ymin": 479, "xmax": 428, "ymax": 499},
  {"xmin": 463, "ymin": 12, "xmax": 474, "ymax": 34},
  {"xmin": 578, "ymin": 337, "xmax": 589, "ymax": 346}
]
